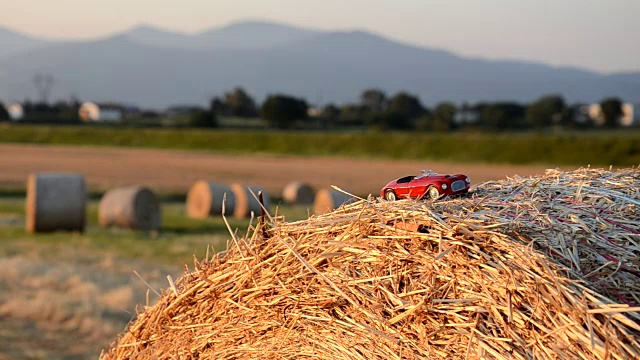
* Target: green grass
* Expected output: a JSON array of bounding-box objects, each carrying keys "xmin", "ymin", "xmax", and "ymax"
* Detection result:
[
  {"xmin": 2, "ymin": 124, "xmax": 640, "ymax": 166},
  {"xmin": 0, "ymin": 196, "xmax": 311, "ymax": 266},
  {"xmin": 0, "ymin": 195, "xmax": 312, "ymax": 359}
]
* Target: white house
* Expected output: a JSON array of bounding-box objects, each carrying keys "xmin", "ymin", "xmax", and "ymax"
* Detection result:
[
  {"xmin": 79, "ymin": 102, "xmax": 123, "ymax": 123},
  {"xmin": 4, "ymin": 102, "xmax": 24, "ymax": 121},
  {"xmin": 453, "ymin": 104, "xmax": 481, "ymax": 125},
  {"xmin": 621, "ymin": 103, "xmax": 638, "ymax": 127},
  {"xmin": 588, "ymin": 104, "xmax": 605, "ymax": 126},
  {"xmin": 587, "ymin": 103, "xmax": 637, "ymax": 127}
]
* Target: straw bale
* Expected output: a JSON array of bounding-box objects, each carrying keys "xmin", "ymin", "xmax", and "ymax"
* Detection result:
[
  {"xmin": 230, "ymin": 183, "xmax": 271, "ymax": 219},
  {"xmin": 282, "ymin": 181, "xmax": 315, "ymax": 205},
  {"xmin": 186, "ymin": 181, "xmax": 235, "ymax": 219},
  {"xmin": 102, "ymin": 167, "xmax": 640, "ymax": 360},
  {"xmin": 313, "ymin": 188, "xmax": 353, "ymax": 215},
  {"xmin": 25, "ymin": 172, "xmax": 86, "ymax": 233},
  {"xmin": 98, "ymin": 186, "xmax": 161, "ymax": 231}
]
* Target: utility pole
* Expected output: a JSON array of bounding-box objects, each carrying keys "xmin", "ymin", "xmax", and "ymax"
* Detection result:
[{"xmin": 33, "ymin": 73, "xmax": 54, "ymax": 104}]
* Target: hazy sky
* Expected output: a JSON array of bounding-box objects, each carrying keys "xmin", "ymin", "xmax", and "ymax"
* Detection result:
[{"xmin": 1, "ymin": 0, "xmax": 638, "ymax": 73}]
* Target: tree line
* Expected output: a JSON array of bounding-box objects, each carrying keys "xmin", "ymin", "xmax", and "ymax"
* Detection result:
[
  {"xmin": 1, "ymin": 87, "xmax": 632, "ymax": 131},
  {"xmin": 192, "ymin": 87, "xmax": 632, "ymax": 131}
]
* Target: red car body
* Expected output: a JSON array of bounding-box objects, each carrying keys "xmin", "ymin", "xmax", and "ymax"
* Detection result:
[{"xmin": 381, "ymin": 170, "xmax": 470, "ymax": 201}]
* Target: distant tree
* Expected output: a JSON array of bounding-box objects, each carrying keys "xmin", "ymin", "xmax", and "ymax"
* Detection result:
[
  {"xmin": 387, "ymin": 92, "xmax": 427, "ymax": 121},
  {"xmin": 360, "ymin": 89, "xmax": 387, "ymax": 113},
  {"xmin": 53, "ymin": 100, "xmax": 81, "ymax": 121},
  {"xmin": 364, "ymin": 92, "xmax": 427, "ymax": 130},
  {"xmin": 224, "ymin": 87, "xmax": 258, "ymax": 117},
  {"xmin": 141, "ymin": 110, "xmax": 161, "ymax": 119},
  {"xmin": 526, "ymin": 95, "xmax": 566, "ymax": 128},
  {"xmin": 22, "ymin": 99, "xmax": 34, "ymax": 115},
  {"xmin": 560, "ymin": 104, "xmax": 586, "ymax": 129},
  {"xmin": 0, "ymin": 102, "xmax": 9, "ymax": 121},
  {"xmin": 339, "ymin": 104, "xmax": 367, "ymax": 126},
  {"xmin": 599, "ymin": 97, "xmax": 623, "ymax": 128},
  {"xmin": 415, "ymin": 114, "xmax": 433, "ymax": 131},
  {"xmin": 261, "ymin": 94, "xmax": 308, "ymax": 129},
  {"xmin": 210, "ymin": 96, "xmax": 228, "ymax": 116},
  {"xmin": 319, "ymin": 103, "xmax": 340, "ymax": 128},
  {"xmin": 189, "ymin": 110, "xmax": 218, "ymax": 128},
  {"xmin": 480, "ymin": 102, "xmax": 525, "ymax": 129},
  {"xmin": 432, "ymin": 102, "xmax": 456, "ymax": 132},
  {"xmin": 366, "ymin": 111, "xmax": 406, "ymax": 131},
  {"xmin": 32, "ymin": 102, "xmax": 53, "ymax": 114}
]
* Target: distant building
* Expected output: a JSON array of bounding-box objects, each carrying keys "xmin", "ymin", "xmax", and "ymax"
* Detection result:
[
  {"xmin": 5, "ymin": 102, "xmax": 24, "ymax": 121},
  {"xmin": 307, "ymin": 106, "xmax": 320, "ymax": 118},
  {"xmin": 453, "ymin": 104, "xmax": 481, "ymax": 125},
  {"xmin": 588, "ymin": 104, "xmax": 605, "ymax": 126},
  {"xmin": 570, "ymin": 104, "xmax": 591, "ymax": 124},
  {"xmin": 79, "ymin": 102, "xmax": 123, "ymax": 123},
  {"xmin": 165, "ymin": 105, "xmax": 205, "ymax": 118},
  {"xmin": 621, "ymin": 103, "xmax": 637, "ymax": 127},
  {"xmin": 585, "ymin": 103, "xmax": 636, "ymax": 127}
]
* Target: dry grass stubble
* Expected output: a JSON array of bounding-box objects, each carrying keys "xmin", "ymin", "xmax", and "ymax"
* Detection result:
[
  {"xmin": 0, "ymin": 144, "xmax": 558, "ymax": 196},
  {"xmin": 103, "ymin": 167, "xmax": 640, "ymax": 359},
  {"xmin": 0, "ymin": 249, "xmax": 177, "ymax": 360}
]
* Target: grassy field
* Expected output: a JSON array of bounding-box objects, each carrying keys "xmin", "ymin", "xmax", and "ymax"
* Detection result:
[
  {"xmin": 1, "ymin": 124, "xmax": 640, "ymax": 166},
  {"xmin": 0, "ymin": 124, "xmax": 638, "ymax": 358},
  {"xmin": 0, "ymin": 196, "xmax": 310, "ymax": 359}
]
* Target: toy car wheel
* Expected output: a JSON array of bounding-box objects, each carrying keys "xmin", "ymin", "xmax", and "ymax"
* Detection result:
[
  {"xmin": 427, "ymin": 186, "xmax": 440, "ymax": 200},
  {"xmin": 385, "ymin": 190, "xmax": 397, "ymax": 201}
]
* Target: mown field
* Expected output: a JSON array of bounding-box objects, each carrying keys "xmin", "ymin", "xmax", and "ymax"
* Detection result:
[
  {"xmin": 1, "ymin": 124, "xmax": 638, "ymax": 358},
  {"xmin": 0, "ymin": 143, "xmax": 558, "ymax": 198},
  {"xmin": 1, "ymin": 124, "xmax": 640, "ymax": 166},
  {"xmin": 0, "ymin": 196, "xmax": 310, "ymax": 359}
]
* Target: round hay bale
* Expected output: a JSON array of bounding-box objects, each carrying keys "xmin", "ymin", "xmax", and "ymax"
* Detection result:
[
  {"xmin": 186, "ymin": 181, "xmax": 235, "ymax": 219},
  {"xmin": 98, "ymin": 186, "xmax": 161, "ymax": 230},
  {"xmin": 282, "ymin": 181, "xmax": 315, "ymax": 205},
  {"xmin": 100, "ymin": 168, "xmax": 640, "ymax": 360},
  {"xmin": 25, "ymin": 172, "xmax": 86, "ymax": 233},
  {"xmin": 313, "ymin": 189, "xmax": 353, "ymax": 215},
  {"xmin": 230, "ymin": 184, "xmax": 271, "ymax": 219}
]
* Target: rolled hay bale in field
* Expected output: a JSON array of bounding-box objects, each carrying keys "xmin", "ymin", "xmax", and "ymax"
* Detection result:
[
  {"xmin": 102, "ymin": 167, "xmax": 640, "ymax": 360},
  {"xmin": 230, "ymin": 183, "xmax": 271, "ymax": 219},
  {"xmin": 186, "ymin": 181, "xmax": 235, "ymax": 219},
  {"xmin": 25, "ymin": 172, "xmax": 86, "ymax": 233},
  {"xmin": 282, "ymin": 181, "xmax": 315, "ymax": 205},
  {"xmin": 98, "ymin": 186, "xmax": 161, "ymax": 231},
  {"xmin": 313, "ymin": 188, "xmax": 353, "ymax": 215}
]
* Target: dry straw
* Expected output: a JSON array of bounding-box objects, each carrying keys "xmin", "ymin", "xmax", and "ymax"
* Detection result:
[
  {"xmin": 98, "ymin": 186, "xmax": 161, "ymax": 231},
  {"xmin": 102, "ymin": 167, "xmax": 639, "ymax": 359},
  {"xmin": 282, "ymin": 181, "xmax": 316, "ymax": 205},
  {"xmin": 186, "ymin": 181, "xmax": 235, "ymax": 219},
  {"xmin": 230, "ymin": 184, "xmax": 271, "ymax": 219},
  {"xmin": 313, "ymin": 188, "xmax": 354, "ymax": 215}
]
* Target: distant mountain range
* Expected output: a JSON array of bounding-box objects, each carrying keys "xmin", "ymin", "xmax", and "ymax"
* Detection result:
[
  {"xmin": 0, "ymin": 27, "xmax": 46, "ymax": 59},
  {"xmin": 0, "ymin": 20, "xmax": 638, "ymax": 109}
]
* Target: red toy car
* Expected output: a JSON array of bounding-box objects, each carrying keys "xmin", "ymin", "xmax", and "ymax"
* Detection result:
[{"xmin": 381, "ymin": 170, "xmax": 470, "ymax": 201}]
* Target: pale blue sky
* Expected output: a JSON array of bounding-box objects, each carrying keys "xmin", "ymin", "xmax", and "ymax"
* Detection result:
[{"xmin": 1, "ymin": 0, "xmax": 638, "ymax": 73}]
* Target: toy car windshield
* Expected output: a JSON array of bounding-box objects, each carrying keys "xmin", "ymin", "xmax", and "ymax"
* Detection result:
[{"xmin": 415, "ymin": 170, "xmax": 438, "ymax": 179}]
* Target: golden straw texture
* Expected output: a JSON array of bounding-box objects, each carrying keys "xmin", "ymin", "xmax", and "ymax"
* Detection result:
[{"xmin": 102, "ymin": 167, "xmax": 639, "ymax": 360}]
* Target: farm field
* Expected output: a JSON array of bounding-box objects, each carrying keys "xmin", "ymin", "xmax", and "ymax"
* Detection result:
[
  {"xmin": 0, "ymin": 143, "xmax": 566, "ymax": 358},
  {"xmin": 0, "ymin": 195, "xmax": 312, "ymax": 359},
  {"xmin": 0, "ymin": 143, "xmax": 562, "ymax": 197},
  {"xmin": 1, "ymin": 125, "xmax": 640, "ymax": 166}
]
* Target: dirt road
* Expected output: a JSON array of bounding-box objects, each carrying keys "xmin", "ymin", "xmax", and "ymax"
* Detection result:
[{"xmin": 0, "ymin": 143, "xmax": 565, "ymax": 196}]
